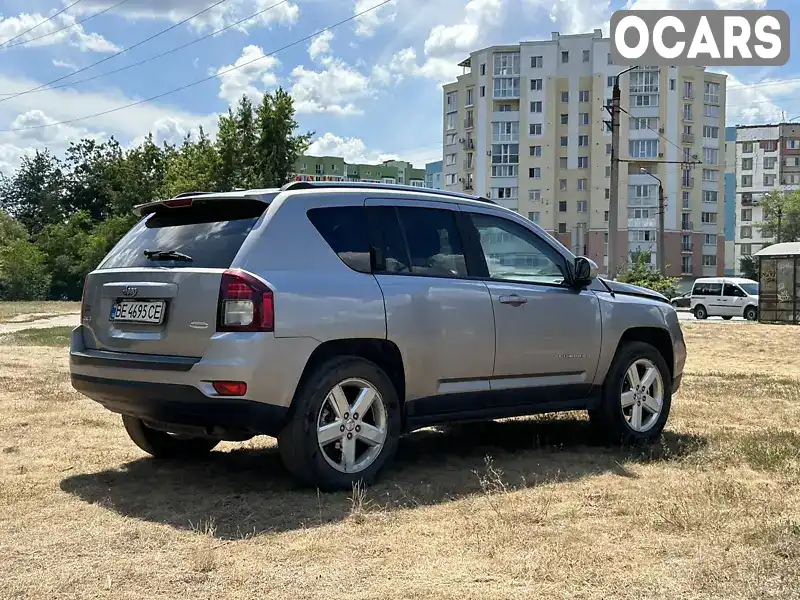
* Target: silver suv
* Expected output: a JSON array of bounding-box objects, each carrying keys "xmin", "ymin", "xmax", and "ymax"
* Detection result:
[{"xmin": 71, "ymin": 182, "xmax": 686, "ymax": 490}]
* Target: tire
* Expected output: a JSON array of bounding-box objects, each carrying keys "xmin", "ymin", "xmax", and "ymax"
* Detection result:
[
  {"xmin": 589, "ymin": 341, "xmax": 672, "ymax": 445},
  {"xmin": 278, "ymin": 356, "xmax": 401, "ymax": 491},
  {"xmin": 694, "ymin": 305, "xmax": 708, "ymax": 320},
  {"xmin": 122, "ymin": 415, "xmax": 219, "ymax": 458},
  {"xmin": 744, "ymin": 306, "xmax": 758, "ymax": 321},
  {"xmin": 722, "ymin": 316, "xmax": 733, "ymax": 321}
]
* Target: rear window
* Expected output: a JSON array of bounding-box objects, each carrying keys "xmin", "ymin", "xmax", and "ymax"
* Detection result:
[
  {"xmin": 99, "ymin": 199, "xmax": 267, "ymax": 270},
  {"xmin": 693, "ymin": 282, "xmax": 722, "ymax": 296},
  {"xmin": 307, "ymin": 206, "xmax": 371, "ymax": 273}
]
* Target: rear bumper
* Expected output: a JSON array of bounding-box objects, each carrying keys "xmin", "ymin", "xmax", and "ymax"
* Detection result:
[{"xmin": 71, "ymin": 373, "xmax": 290, "ymax": 437}]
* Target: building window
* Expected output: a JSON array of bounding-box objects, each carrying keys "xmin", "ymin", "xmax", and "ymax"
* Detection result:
[
  {"xmin": 701, "ymin": 169, "xmax": 718, "ymax": 182},
  {"xmin": 559, "ymin": 179, "xmax": 567, "ymax": 191},
  {"xmin": 446, "ymin": 173, "xmax": 457, "ymax": 185},
  {"xmin": 702, "ymin": 212, "xmax": 718, "ymax": 224},
  {"xmin": 480, "ymin": 63, "xmax": 486, "ymax": 75},
  {"xmin": 528, "ymin": 211, "xmax": 541, "ymax": 224},
  {"xmin": 466, "ymin": 88, "xmax": 474, "ymax": 106},
  {"xmin": 632, "ymin": 93, "xmax": 658, "ymax": 107},
  {"xmin": 559, "ymin": 157, "xmax": 568, "ymax": 169},
  {"xmin": 630, "ymin": 70, "xmax": 659, "ymax": 94},
  {"xmin": 446, "ymin": 113, "xmax": 456, "ymax": 131},
  {"xmin": 704, "ymin": 234, "xmax": 717, "ymax": 246},
  {"xmin": 764, "ymin": 174, "xmax": 776, "ymax": 186},
  {"xmin": 704, "ymin": 81, "xmax": 720, "ymax": 104},
  {"xmin": 561, "ymin": 51, "xmax": 569, "ymax": 63},
  {"xmin": 560, "ymin": 136, "xmax": 568, "ymax": 147},
  {"xmin": 683, "ymin": 80, "xmax": 693, "ymax": 98},
  {"xmin": 741, "ymin": 208, "xmax": 752, "ymax": 221},
  {"xmin": 703, "ymin": 126, "xmax": 719, "ymax": 139},
  {"xmin": 558, "ymin": 222, "xmax": 567, "ymax": 234},
  {"xmin": 579, "ymin": 113, "xmax": 589, "ymax": 125},
  {"xmin": 578, "ymin": 156, "xmax": 589, "ymax": 168},
  {"xmin": 531, "ymin": 78, "xmax": 543, "ymax": 91},
  {"xmin": 740, "ymin": 226, "xmax": 752, "ymax": 238},
  {"xmin": 491, "ymin": 187, "xmax": 518, "ymax": 200},
  {"xmin": 446, "ymin": 133, "xmax": 456, "ymax": 145},
  {"xmin": 764, "ymin": 157, "xmax": 777, "ymax": 169},
  {"xmin": 530, "ymin": 189, "xmax": 541, "ymax": 201},
  {"xmin": 494, "ymin": 77, "xmax": 520, "ymax": 98},
  {"xmin": 763, "ymin": 140, "xmax": 778, "ymax": 152},
  {"xmin": 607, "ymin": 76, "xmax": 614, "ymax": 88},
  {"xmin": 577, "ymin": 180, "xmax": 587, "ymax": 193},
  {"xmin": 579, "ymin": 90, "xmax": 589, "ymax": 102},
  {"xmin": 703, "ymin": 148, "xmax": 719, "ymax": 165},
  {"xmin": 315, "ymin": 164, "xmax": 323, "ymax": 175},
  {"xmin": 629, "ymin": 140, "xmax": 659, "ymax": 159},
  {"xmin": 530, "ymin": 167, "xmax": 541, "ymax": 178},
  {"xmin": 480, "ymin": 85, "xmax": 485, "ymax": 97},
  {"xmin": 742, "ymin": 141, "xmax": 754, "ymax": 153},
  {"xmin": 606, "ymin": 143, "xmax": 612, "ymax": 155},
  {"xmin": 493, "ymin": 52, "xmax": 520, "ymax": 76},
  {"xmin": 681, "ymin": 256, "xmax": 692, "ymax": 273},
  {"xmin": 530, "ymin": 145, "xmax": 541, "ymax": 156},
  {"xmin": 582, "ymin": 49, "xmax": 590, "ymax": 62},
  {"xmin": 445, "ymin": 154, "xmax": 456, "ymax": 166},
  {"xmin": 604, "ymin": 210, "xmax": 609, "ymax": 222},
  {"xmin": 559, "ymin": 200, "xmax": 567, "ymax": 212},
  {"xmin": 629, "ymin": 117, "xmax": 659, "ymax": 130},
  {"xmin": 530, "ymin": 123, "xmax": 542, "ymax": 135},
  {"xmin": 531, "ymin": 56, "xmax": 543, "ymax": 68},
  {"xmin": 497, "ymin": 104, "xmax": 512, "ymax": 112},
  {"xmin": 703, "ymin": 190, "xmax": 718, "ymax": 203},
  {"xmin": 741, "ymin": 175, "xmax": 753, "ymax": 187},
  {"xmin": 702, "ymin": 255, "xmax": 717, "ymax": 267},
  {"xmin": 683, "ymin": 103, "xmax": 693, "ymax": 120},
  {"xmin": 704, "ymin": 103, "xmax": 720, "ymax": 118},
  {"xmin": 787, "ymin": 139, "xmax": 800, "ymax": 150},
  {"xmin": 492, "ymin": 121, "xmax": 519, "ymax": 142},
  {"xmin": 607, "ymin": 52, "xmax": 613, "ymax": 65},
  {"xmin": 560, "ymin": 114, "xmax": 569, "ymax": 125},
  {"xmin": 741, "ymin": 157, "xmax": 753, "ymax": 170},
  {"xmin": 446, "ymin": 91, "xmax": 458, "ymax": 112},
  {"xmin": 577, "ymin": 199, "xmax": 587, "ymax": 211},
  {"xmin": 531, "ymin": 101, "xmax": 543, "ymax": 113},
  {"xmin": 741, "ymin": 243, "xmax": 752, "ymax": 255},
  {"xmin": 605, "ymin": 188, "xmax": 610, "ymax": 199},
  {"xmin": 670, "ymin": 78, "xmax": 676, "ymax": 91},
  {"xmin": 578, "ymin": 135, "xmax": 589, "ymax": 147},
  {"xmin": 561, "ymin": 91, "xmax": 569, "ymax": 103},
  {"xmin": 605, "ymin": 167, "xmax": 611, "ymax": 178}
]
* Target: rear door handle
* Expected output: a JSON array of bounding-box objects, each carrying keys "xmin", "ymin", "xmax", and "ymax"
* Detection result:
[{"xmin": 499, "ymin": 294, "xmax": 527, "ymax": 306}]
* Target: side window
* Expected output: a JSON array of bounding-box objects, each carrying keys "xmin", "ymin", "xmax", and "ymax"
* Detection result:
[
  {"xmin": 396, "ymin": 207, "xmax": 467, "ymax": 277},
  {"xmin": 707, "ymin": 283, "xmax": 722, "ymax": 296},
  {"xmin": 307, "ymin": 206, "xmax": 371, "ymax": 273},
  {"xmin": 369, "ymin": 206, "xmax": 411, "ymax": 274},
  {"xmin": 468, "ymin": 212, "xmax": 567, "ymax": 285},
  {"xmin": 724, "ymin": 284, "xmax": 745, "ymax": 297}
]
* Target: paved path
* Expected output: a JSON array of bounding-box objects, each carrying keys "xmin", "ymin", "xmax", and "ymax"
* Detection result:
[
  {"xmin": 677, "ymin": 311, "xmax": 750, "ymax": 324},
  {"xmin": 0, "ymin": 313, "xmax": 80, "ymax": 335}
]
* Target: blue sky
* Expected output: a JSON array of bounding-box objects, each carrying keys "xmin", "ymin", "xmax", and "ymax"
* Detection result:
[{"xmin": 0, "ymin": 0, "xmax": 798, "ymax": 175}]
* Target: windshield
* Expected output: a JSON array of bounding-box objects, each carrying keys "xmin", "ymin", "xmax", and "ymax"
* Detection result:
[{"xmin": 740, "ymin": 283, "xmax": 759, "ymax": 296}]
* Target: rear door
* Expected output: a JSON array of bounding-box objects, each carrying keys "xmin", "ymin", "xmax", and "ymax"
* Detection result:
[
  {"xmin": 81, "ymin": 198, "xmax": 269, "ymax": 357},
  {"xmin": 723, "ymin": 282, "xmax": 748, "ymax": 316},
  {"xmin": 705, "ymin": 282, "xmax": 725, "ymax": 316}
]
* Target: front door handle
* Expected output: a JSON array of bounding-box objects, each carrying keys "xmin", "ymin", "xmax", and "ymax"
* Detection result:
[{"xmin": 499, "ymin": 294, "xmax": 527, "ymax": 306}]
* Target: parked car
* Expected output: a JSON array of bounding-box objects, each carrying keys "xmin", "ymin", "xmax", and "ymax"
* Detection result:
[
  {"xmin": 671, "ymin": 291, "xmax": 691, "ymax": 309},
  {"xmin": 70, "ymin": 182, "xmax": 687, "ymax": 490},
  {"xmin": 690, "ymin": 277, "xmax": 759, "ymax": 320}
]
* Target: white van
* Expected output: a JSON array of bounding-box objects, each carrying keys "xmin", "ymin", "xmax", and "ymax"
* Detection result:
[{"xmin": 690, "ymin": 277, "xmax": 760, "ymax": 320}]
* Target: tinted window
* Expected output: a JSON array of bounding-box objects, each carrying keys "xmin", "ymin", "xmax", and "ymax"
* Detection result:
[
  {"xmin": 740, "ymin": 283, "xmax": 759, "ymax": 296},
  {"xmin": 396, "ymin": 207, "xmax": 467, "ymax": 277},
  {"xmin": 369, "ymin": 206, "xmax": 411, "ymax": 274},
  {"xmin": 100, "ymin": 200, "xmax": 266, "ymax": 270},
  {"xmin": 307, "ymin": 207, "xmax": 371, "ymax": 273},
  {"xmin": 469, "ymin": 213, "xmax": 567, "ymax": 285},
  {"xmin": 693, "ymin": 282, "xmax": 722, "ymax": 296},
  {"xmin": 723, "ymin": 283, "xmax": 746, "ymax": 297}
]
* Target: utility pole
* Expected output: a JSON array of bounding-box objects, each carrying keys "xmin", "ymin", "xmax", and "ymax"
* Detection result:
[
  {"xmin": 606, "ymin": 65, "xmax": 637, "ymax": 279},
  {"xmin": 777, "ymin": 207, "xmax": 783, "ymax": 243},
  {"xmin": 641, "ymin": 168, "xmax": 665, "ymax": 275}
]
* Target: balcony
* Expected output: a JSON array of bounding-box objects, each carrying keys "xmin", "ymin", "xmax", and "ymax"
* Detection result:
[
  {"xmin": 462, "ymin": 138, "xmax": 475, "ymax": 150},
  {"xmin": 682, "ymin": 133, "xmax": 695, "ymax": 144},
  {"xmin": 464, "ymin": 117, "xmax": 474, "ymax": 129},
  {"xmin": 683, "ymin": 91, "xmax": 695, "ymax": 100},
  {"xmin": 682, "ymin": 243, "xmax": 694, "ymax": 253},
  {"xmin": 463, "ymin": 180, "xmax": 474, "ymax": 191},
  {"xmin": 682, "ymin": 177, "xmax": 695, "ymax": 189},
  {"xmin": 741, "ymin": 196, "xmax": 758, "ymax": 206},
  {"xmin": 682, "ymin": 220, "xmax": 694, "ymax": 231}
]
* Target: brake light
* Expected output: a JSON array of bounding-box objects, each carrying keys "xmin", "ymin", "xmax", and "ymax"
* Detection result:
[
  {"xmin": 217, "ymin": 270, "xmax": 274, "ymax": 332},
  {"xmin": 164, "ymin": 198, "xmax": 193, "ymax": 208},
  {"xmin": 80, "ymin": 276, "xmax": 89, "ymax": 321},
  {"xmin": 212, "ymin": 381, "xmax": 247, "ymax": 396}
]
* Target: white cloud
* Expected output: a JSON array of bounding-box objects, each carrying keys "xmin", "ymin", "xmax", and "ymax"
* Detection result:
[
  {"xmin": 354, "ymin": 0, "xmax": 397, "ymax": 37},
  {"xmin": 724, "ymin": 73, "xmax": 800, "ymax": 125},
  {"xmin": 423, "ymin": 0, "xmax": 504, "ymax": 59},
  {"xmin": 374, "ymin": 47, "xmax": 461, "ymax": 85},
  {"xmin": 308, "ymin": 30, "xmax": 334, "ymax": 65},
  {"xmin": 290, "ymin": 61, "xmax": 373, "ymax": 116},
  {"xmin": 71, "ymin": 0, "xmax": 300, "ymax": 34},
  {"xmin": 525, "ymin": 0, "xmax": 611, "ymax": 36},
  {"xmin": 306, "ymin": 133, "xmax": 440, "ymax": 169},
  {"xmin": 216, "ymin": 45, "xmax": 280, "ymax": 104},
  {"xmin": 0, "ymin": 12, "xmax": 119, "ymax": 53},
  {"xmin": 52, "ymin": 60, "xmax": 79, "ymax": 71}
]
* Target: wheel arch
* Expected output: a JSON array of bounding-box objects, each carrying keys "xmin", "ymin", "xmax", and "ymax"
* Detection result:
[{"xmin": 613, "ymin": 327, "xmax": 675, "ymax": 380}]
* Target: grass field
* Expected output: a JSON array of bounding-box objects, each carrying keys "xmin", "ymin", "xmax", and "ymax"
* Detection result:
[
  {"xmin": 1, "ymin": 323, "xmax": 799, "ymax": 599},
  {"xmin": 0, "ymin": 301, "xmax": 80, "ymax": 324}
]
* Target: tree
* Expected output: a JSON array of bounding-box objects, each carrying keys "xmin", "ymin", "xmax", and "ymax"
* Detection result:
[
  {"xmin": 36, "ymin": 211, "xmax": 97, "ymax": 299},
  {"xmin": 739, "ymin": 254, "xmax": 759, "ymax": 280},
  {"xmin": 0, "ymin": 238, "xmax": 50, "ymax": 300},
  {"xmin": 254, "ymin": 88, "xmax": 312, "ymax": 187},
  {"xmin": 62, "ymin": 138, "xmax": 125, "ymax": 222},
  {"xmin": 162, "ymin": 128, "xmax": 220, "ymax": 197},
  {"xmin": 617, "ymin": 249, "xmax": 680, "ymax": 298},
  {"xmin": 0, "ymin": 210, "xmax": 27, "ymax": 246},
  {"xmin": 0, "ymin": 150, "xmax": 65, "ymax": 234},
  {"xmin": 758, "ymin": 189, "xmax": 800, "ymax": 243}
]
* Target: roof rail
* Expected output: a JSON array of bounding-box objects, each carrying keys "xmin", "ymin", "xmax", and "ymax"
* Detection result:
[{"xmin": 280, "ymin": 180, "xmax": 496, "ymax": 204}]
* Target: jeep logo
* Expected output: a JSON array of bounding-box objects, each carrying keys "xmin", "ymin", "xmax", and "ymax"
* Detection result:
[{"xmin": 121, "ymin": 286, "xmax": 138, "ymax": 297}]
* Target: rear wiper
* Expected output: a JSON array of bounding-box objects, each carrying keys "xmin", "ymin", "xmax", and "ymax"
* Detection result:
[{"xmin": 143, "ymin": 249, "xmax": 193, "ymax": 262}]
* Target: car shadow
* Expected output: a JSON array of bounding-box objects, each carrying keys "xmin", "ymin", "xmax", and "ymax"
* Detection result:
[{"xmin": 60, "ymin": 417, "xmax": 706, "ymax": 540}]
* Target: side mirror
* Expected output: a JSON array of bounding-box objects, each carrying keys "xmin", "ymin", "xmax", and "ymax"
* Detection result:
[{"xmin": 573, "ymin": 256, "xmax": 598, "ymax": 287}]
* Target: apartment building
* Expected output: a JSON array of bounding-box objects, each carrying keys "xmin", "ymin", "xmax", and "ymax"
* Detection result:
[
  {"xmin": 425, "ymin": 160, "xmax": 443, "ymax": 189},
  {"xmin": 442, "ymin": 29, "xmax": 727, "ymax": 278},
  {"xmin": 724, "ymin": 126, "xmax": 737, "ymax": 274},
  {"xmin": 292, "ymin": 156, "xmax": 426, "ymax": 186},
  {"xmin": 734, "ymin": 123, "xmax": 800, "ymax": 272}
]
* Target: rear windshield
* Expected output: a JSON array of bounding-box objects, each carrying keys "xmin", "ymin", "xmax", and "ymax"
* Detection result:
[{"xmin": 99, "ymin": 199, "xmax": 267, "ymax": 270}]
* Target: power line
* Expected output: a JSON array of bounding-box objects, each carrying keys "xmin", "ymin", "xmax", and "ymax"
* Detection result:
[
  {"xmin": 0, "ymin": 0, "xmax": 234, "ymax": 105},
  {"xmin": 618, "ymin": 105, "xmax": 701, "ymax": 164},
  {"xmin": 0, "ymin": 0, "xmax": 87, "ymax": 49},
  {"xmin": 2, "ymin": 0, "xmax": 132, "ymax": 50},
  {"xmin": 0, "ymin": 0, "xmax": 395, "ymax": 134},
  {"xmin": 2, "ymin": 0, "xmax": 289, "ymax": 97}
]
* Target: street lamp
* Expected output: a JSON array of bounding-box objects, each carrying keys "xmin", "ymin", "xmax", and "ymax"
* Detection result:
[{"xmin": 640, "ymin": 168, "xmax": 666, "ymax": 275}]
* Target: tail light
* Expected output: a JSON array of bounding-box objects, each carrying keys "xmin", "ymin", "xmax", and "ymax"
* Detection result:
[
  {"xmin": 80, "ymin": 276, "xmax": 89, "ymax": 322},
  {"xmin": 212, "ymin": 381, "xmax": 247, "ymax": 396},
  {"xmin": 217, "ymin": 269, "xmax": 274, "ymax": 332}
]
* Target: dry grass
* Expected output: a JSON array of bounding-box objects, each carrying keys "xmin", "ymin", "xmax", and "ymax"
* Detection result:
[
  {"xmin": 0, "ymin": 301, "xmax": 80, "ymax": 323},
  {"xmin": 1, "ymin": 321, "xmax": 799, "ymax": 599}
]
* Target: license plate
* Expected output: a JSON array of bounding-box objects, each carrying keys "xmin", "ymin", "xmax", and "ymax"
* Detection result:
[{"xmin": 110, "ymin": 300, "xmax": 166, "ymax": 324}]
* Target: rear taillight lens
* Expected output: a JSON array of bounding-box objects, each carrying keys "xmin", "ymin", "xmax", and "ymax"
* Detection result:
[
  {"xmin": 217, "ymin": 270, "xmax": 274, "ymax": 332},
  {"xmin": 212, "ymin": 381, "xmax": 247, "ymax": 396},
  {"xmin": 80, "ymin": 276, "xmax": 89, "ymax": 321}
]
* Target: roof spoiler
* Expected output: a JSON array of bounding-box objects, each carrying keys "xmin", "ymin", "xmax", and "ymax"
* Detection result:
[{"xmin": 133, "ymin": 192, "xmax": 272, "ymax": 216}]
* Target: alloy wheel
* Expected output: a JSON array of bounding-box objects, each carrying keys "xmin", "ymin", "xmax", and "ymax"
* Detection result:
[
  {"xmin": 316, "ymin": 378, "xmax": 388, "ymax": 474},
  {"xmin": 620, "ymin": 359, "xmax": 664, "ymax": 433}
]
